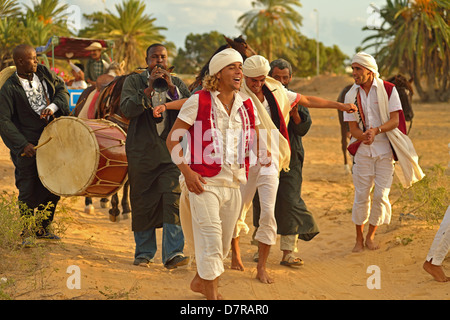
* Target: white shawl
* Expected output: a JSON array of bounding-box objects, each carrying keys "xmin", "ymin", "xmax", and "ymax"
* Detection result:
[{"xmin": 241, "ymin": 77, "xmax": 291, "ymax": 172}]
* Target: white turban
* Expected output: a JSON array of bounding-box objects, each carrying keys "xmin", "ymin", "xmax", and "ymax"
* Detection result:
[
  {"xmin": 243, "ymin": 55, "xmax": 270, "ymax": 77},
  {"xmin": 209, "ymin": 48, "xmax": 243, "ymax": 76},
  {"xmin": 351, "ymin": 52, "xmax": 380, "ymax": 78}
]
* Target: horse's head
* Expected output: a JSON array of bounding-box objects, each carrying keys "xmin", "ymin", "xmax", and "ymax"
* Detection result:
[
  {"xmin": 96, "ymin": 74, "xmax": 115, "ymax": 92},
  {"xmin": 188, "ymin": 36, "xmax": 258, "ymax": 92},
  {"xmin": 387, "ymin": 74, "xmax": 414, "ymax": 122},
  {"xmin": 224, "ymin": 35, "xmax": 257, "ymax": 60},
  {"xmin": 106, "ymin": 61, "xmax": 126, "ymax": 77}
]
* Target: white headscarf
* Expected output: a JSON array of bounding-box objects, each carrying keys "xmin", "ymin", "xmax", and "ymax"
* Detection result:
[
  {"xmin": 208, "ymin": 48, "xmax": 243, "ymax": 76},
  {"xmin": 351, "ymin": 51, "xmax": 380, "ymax": 78},
  {"xmin": 242, "ymin": 55, "xmax": 270, "ymax": 77}
]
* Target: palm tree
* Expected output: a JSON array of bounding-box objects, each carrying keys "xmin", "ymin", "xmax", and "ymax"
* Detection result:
[
  {"xmin": 362, "ymin": 0, "xmax": 450, "ymax": 102},
  {"xmin": 0, "ymin": 0, "xmax": 21, "ymax": 18},
  {"xmin": 23, "ymin": 0, "xmax": 71, "ymax": 37},
  {"xmin": 238, "ymin": 0, "xmax": 303, "ymax": 61},
  {"xmin": 0, "ymin": 0, "xmax": 23, "ymax": 68},
  {"xmin": 80, "ymin": 0, "xmax": 167, "ymax": 72}
]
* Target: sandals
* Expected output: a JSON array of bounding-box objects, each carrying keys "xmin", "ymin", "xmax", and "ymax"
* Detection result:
[{"xmin": 280, "ymin": 253, "xmax": 304, "ymax": 267}]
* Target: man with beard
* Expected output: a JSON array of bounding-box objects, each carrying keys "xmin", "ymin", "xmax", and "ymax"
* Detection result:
[{"xmin": 120, "ymin": 43, "xmax": 190, "ymax": 269}]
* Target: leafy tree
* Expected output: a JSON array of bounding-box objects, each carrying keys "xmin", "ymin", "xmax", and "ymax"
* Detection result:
[
  {"xmin": 172, "ymin": 31, "xmax": 227, "ymax": 74},
  {"xmin": 19, "ymin": 11, "xmax": 54, "ymax": 48},
  {"xmin": 23, "ymin": 0, "xmax": 71, "ymax": 39},
  {"xmin": 274, "ymin": 33, "xmax": 348, "ymax": 77},
  {"xmin": 0, "ymin": 0, "xmax": 22, "ymax": 68},
  {"xmin": 0, "ymin": 0, "xmax": 20, "ymax": 17},
  {"xmin": 362, "ymin": 0, "xmax": 450, "ymax": 102},
  {"xmin": 79, "ymin": 0, "xmax": 167, "ymax": 72},
  {"xmin": 238, "ymin": 0, "xmax": 303, "ymax": 61}
]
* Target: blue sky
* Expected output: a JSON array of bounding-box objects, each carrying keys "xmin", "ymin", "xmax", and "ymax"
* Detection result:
[{"xmin": 18, "ymin": 0, "xmax": 387, "ymax": 58}]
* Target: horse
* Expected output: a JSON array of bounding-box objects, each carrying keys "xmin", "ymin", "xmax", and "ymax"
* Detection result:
[
  {"xmin": 71, "ymin": 64, "xmax": 132, "ymax": 222},
  {"xmin": 336, "ymin": 74, "xmax": 415, "ymax": 173},
  {"xmin": 188, "ymin": 35, "xmax": 257, "ymax": 91}
]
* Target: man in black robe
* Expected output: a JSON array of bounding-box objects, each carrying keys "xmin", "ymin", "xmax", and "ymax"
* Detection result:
[
  {"xmin": 0, "ymin": 44, "xmax": 70, "ymax": 241},
  {"xmin": 253, "ymin": 59, "xmax": 320, "ymax": 266},
  {"xmin": 120, "ymin": 43, "xmax": 191, "ymax": 269}
]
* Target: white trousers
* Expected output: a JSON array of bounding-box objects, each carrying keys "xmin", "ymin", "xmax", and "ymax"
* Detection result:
[
  {"xmin": 426, "ymin": 206, "xmax": 450, "ymax": 266},
  {"xmin": 280, "ymin": 234, "xmax": 298, "ymax": 252},
  {"xmin": 234, "ymin": 164, "xmax": 279, "ymax": 246},
  {"xmin": 183, "ymin": 183, "xmax": 241, "ymax": 281},
  {"xmin": 352, "ymin": 152, "xmax": 395, "ymax": 226},
  {"xmin": 179, "ymin": 181, "xmax": 194, "ymax": 256}
]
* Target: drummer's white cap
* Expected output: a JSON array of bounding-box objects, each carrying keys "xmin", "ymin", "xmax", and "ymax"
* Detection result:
[
  {"xmin": 243, "ymin": 55, "xmax": 270, "ymax": 78},
  {"xmin": 351, "ymin": 51, "xmax": 379, "ymax": 78},
  {"xmin": 209, "ymin": 48, "xmax": 243, "ymax": 76},
  {"xmin": 85, "ymin": 42, "xmax": 104, "ymax": 51}
]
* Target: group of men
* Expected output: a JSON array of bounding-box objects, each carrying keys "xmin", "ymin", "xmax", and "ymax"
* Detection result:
[{"xmin": 0, "ymin": 42, "xmax": 448, "ymax": 302}]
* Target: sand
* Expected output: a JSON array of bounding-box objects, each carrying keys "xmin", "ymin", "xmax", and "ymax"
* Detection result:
[{"xmin": 0, "ymin": 75, "xmax": 448, "ymax": 301}]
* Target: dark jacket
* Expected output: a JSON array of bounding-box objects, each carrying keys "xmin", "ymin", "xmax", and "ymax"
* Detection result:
[
  {"xmin": 0, "ymin": 64, "xmax": 70, "ymax": 156},
  {"xmin": 120, "ymin": 70, "xmax": 191, "ymax": 231}
]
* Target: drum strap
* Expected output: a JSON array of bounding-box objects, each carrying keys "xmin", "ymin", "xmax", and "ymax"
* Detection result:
[{"xmin": 38, "ymin": 78, "xmax": 51, "ymax": 107}]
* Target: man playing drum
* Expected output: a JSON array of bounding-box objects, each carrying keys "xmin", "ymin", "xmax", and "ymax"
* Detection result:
[{"xmin": 0, "ymin": 44, "xmax": 70, "ymax": 243}]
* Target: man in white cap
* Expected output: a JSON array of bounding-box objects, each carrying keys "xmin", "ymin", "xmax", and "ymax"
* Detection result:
[
  {"xmin": 166, "ymin": 48, "xmax": 263, "ymax": 300},
  {"xmin": 344, "ymin": 52, "xmax": 424, "ymax": 253},
  {"xmin": 84, "ymin": 41, "xmax": 110, "ymax": 86},
  {"xmin": 233, "ymin": 54, "xmax": 357, "ymax": 284}
]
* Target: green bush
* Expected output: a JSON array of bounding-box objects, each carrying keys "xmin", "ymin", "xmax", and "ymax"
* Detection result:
[{"xmin": 392, "ymin": 165, "xmax": 449, "ymax": 223}]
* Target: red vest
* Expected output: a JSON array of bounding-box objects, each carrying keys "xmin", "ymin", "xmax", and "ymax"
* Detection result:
[
  {"xmin": 189, "ymin": 90, "xmax": 256, "ymax": 178},
  {"xmin": 383, "ymin": 81, "xmax": 407, "ymax": 135}
]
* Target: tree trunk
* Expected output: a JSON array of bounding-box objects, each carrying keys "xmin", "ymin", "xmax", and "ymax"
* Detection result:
[{"xmin": 411, "ymin": 61, "xmax": 428, "ymax": 102}]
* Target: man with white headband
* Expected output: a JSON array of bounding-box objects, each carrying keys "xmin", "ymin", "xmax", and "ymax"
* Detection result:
[
  {"xmin": 233, "ymin": 55, "xmax": 357, "ymax": 284},
  {"xmin": 344, "ymin": 52, "xmax": 424, "ymax": 253},
  {"xmin": 166, "ymin": 48, "xmax": 263, "ymax": 299}
]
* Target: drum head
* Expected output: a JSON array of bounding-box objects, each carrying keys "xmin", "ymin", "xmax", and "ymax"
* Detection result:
[{"xmin": 36, "ymin": 117, "xmax": 99, "ymax": 196}]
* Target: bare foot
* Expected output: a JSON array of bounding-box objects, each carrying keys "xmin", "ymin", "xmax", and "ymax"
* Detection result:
[
  {"xmin": 231, "ymin": 253, "xmax": 245, "ymax": 271},
  {"xmin": 256, "ymin": 266, "xmax": 274, "ymax": 284},
  {"xmin": 190, "ymin": 273, "xmax": 224, "ymax": 299},
  {"xmin": 231, "ymin": 237, "xmax": 245, "ymax": 271},
  {"xmin": 365, "ymin": 237, "xmax": 380, "ymax": 250},
  {"xmin": 423, "ymin": 261, "xmax": 450, "ymax": 282},
  {"xmin": 352, "ymin": 239, "xmax": 365, "ymax": 253}
]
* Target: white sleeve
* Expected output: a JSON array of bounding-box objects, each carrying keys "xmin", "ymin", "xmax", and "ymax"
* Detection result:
[
  {"xmin": 388, "ymin": 87, "xmax": 403, "ymax": 113},
  {"xmin": 46, "ymin": 103, "xmax": 59, "ymax": 113},
  {"xmin": 285, "ymin": 88, "xmax": 300, "ymax": 106},
  {"xmin": 343, "ymin": 91, "xmax": 356, "ymax": 122},
  {"xmin": 177, "ymin": 94, "xmax": 199, "ymax": 126},
  {"xmin": 69, "ymin": 62, "xmax": 81, "ymax": 73}
]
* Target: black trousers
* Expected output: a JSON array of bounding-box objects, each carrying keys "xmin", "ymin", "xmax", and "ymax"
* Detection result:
[{"xmin": 11, "ymin": 152, "xmax": 60, "ymax": 233}]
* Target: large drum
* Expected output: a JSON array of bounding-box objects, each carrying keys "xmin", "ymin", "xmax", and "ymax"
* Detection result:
[{"xmin": 36, "ymin": 116, "xmax": 128, "ymax": 197}]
